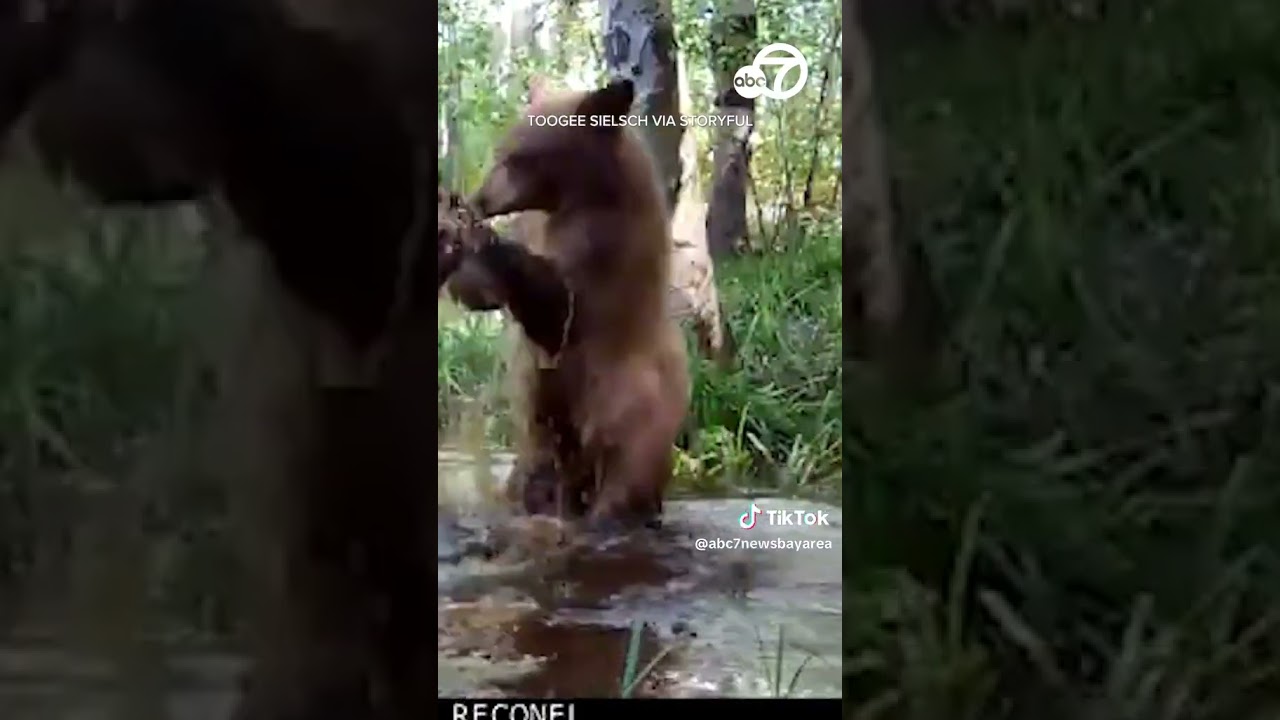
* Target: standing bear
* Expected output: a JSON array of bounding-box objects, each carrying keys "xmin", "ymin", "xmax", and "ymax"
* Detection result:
[{"xmin": 462, "ymin": 78, "xmax": 691, "ymax": 527}]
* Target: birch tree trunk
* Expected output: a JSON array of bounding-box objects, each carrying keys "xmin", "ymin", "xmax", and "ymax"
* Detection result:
[
  {"xmin": 599, "ymin": 0, "xmax": 682, "ymax": 209},
  {"xmin": 600, "ymin": 0, "xmax": 736, "ymax": 366},
  {"xmin": 669, "ymin": 51, "xmax": 736, "ymax": 368},
  {"xmin": 705, "ymin": 0, "xmax": 756, "ymax": 259}
]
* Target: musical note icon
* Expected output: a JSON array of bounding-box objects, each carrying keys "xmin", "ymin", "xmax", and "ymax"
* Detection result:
[{"xmin": 739, "ymin": 502, "xmax": 763, "ymax": 529}]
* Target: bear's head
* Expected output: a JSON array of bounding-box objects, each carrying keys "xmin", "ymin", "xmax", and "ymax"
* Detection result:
[{"xmin": 470, "ymin": 77, "xmax": 636, "ymax": 219}]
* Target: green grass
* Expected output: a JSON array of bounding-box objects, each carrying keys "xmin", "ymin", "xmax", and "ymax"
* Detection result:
[{"xmin": 848, "ymin": 2, "xmax": 1280, "ymax": 718}]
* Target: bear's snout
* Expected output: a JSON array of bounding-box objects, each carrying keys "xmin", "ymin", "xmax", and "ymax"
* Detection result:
[{"xmin": 472, "ymin": 163, "xmax": 533, "ymax": 219}]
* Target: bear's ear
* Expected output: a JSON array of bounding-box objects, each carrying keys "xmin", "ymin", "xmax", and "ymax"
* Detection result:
[{"xmin": 577, "ymin": 78, "xmax": 635, "ymax": 125}]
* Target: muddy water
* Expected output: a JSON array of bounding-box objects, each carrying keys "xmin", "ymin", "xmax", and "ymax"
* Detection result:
[
  {"xmin": 438, "ymin": 452, "xmax": 843, "ymax": 699},
  {"xmin": 0, "ymin": 454, "xmax": 841, "ymax": 716}
]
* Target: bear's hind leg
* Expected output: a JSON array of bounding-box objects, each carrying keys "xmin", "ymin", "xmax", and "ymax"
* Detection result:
[
  {"xmin": 587, "ymin": 433, "xmax": 672, "ymax": 529},
  {"xmin": 506, "ymin": 458, "xmax": 592, "ymax": 518},
  {"xmin": 515, "ymin": 459, "xmax": 558, "ymax": 516}
]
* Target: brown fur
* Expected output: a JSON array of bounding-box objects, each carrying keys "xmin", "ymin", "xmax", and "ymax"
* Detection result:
[{"xmin": 470, "ymin": 79, "xmax": 690, "ymax": 526}]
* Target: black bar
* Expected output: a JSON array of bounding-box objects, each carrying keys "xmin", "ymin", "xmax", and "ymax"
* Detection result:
[{"xmin": 439, "ymin": 698, "xmax": 842, "ymax": 719}]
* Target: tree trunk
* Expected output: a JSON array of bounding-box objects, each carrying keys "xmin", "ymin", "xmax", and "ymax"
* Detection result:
[
  {"xmin": 668, "ymin": 50, "xmax": 736, "ymax": 368},
  {"xmin": 802, "ymin": 18, "xmax": 841, "ymax": 208},
  {"xmin": 704, "ymin": 0, "xmax": 756, "ymax": 259},
  {"xmin": 600, "ymin": 0, "xmax": 736, "ymax": 367},
  {"xmin": 845, "ymin": 0, "xmax": 944, "ymax": 386},
  {"xmin": 599, "ymin": 0, "xmax": 682, "ymax": 210}
]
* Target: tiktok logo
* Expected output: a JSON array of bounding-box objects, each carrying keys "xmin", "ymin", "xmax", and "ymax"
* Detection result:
[{"xmin": 736, "ymin": 503, "xmax": 832, "ymax": 530}]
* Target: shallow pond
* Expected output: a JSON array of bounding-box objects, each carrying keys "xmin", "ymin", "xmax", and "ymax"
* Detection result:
[{"xmin": 438, "ymin": 451, "xmax": 843, "ymax": 699}]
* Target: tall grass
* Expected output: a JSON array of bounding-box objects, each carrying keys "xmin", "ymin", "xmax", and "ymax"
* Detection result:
[{"xmin": 848, "ymin": 2, "xmax": 1280, "ymax": 717}]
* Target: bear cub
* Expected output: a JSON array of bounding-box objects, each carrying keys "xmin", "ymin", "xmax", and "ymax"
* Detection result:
[{"xmin": 468, "ymin": 78, "xmax": 690, "ymax": 527}]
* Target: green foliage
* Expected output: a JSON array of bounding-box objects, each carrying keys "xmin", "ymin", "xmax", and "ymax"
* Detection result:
[
  {"xmin": 439, "ymin": 0, "xmax": 843, "ymax": 220},
  {"xmin": 437, "ymin": 305, "xmax": 506, "ymax": 441},
  {"xmin": 849, "ymin": 1, "xmax": 1280, "ymax": 717},
  {"xmin": 681, "ymin": 221, "xmax": 842, "ymax": 494}
]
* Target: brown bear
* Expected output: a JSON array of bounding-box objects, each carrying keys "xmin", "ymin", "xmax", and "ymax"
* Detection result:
[{"xmin": 465, "ymin": 77, "xmax": 691, "ymax": 528}]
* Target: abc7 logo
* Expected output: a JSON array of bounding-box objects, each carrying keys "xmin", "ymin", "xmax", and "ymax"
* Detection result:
[{"xmin": 733, "ymin": 43, "xmax": 808, "ymax": 101}]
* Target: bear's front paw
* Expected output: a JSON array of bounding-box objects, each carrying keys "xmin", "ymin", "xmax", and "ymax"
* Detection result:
[
  {"xmin": 437, "ymin": 225, "xmax": 466, "ymax": 286},
  {"xmin": 437, "ymin": 186, "xmax": 507, "ymax": 293}
]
